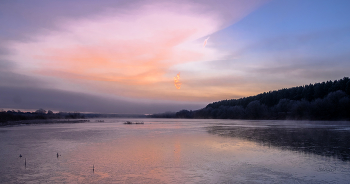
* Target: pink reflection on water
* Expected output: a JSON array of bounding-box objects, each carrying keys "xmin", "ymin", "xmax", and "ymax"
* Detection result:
[
  {"xmin": 63, "ymin": 134, "xmax": 189, "ymax": 182},
  {"xmin": 6, "ymin": 120, "xmax": 349, "ymax": 183}
]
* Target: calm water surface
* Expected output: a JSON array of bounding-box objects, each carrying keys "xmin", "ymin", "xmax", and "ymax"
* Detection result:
[{"xmin": 1, "ymin": 119, "xmax": 350, "ymax": 183}]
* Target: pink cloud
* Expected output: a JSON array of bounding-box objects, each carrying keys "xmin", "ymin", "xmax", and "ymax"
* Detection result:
[{"xmin": 8, "ymin": 1, "xmax": 267, "ymax": 102}]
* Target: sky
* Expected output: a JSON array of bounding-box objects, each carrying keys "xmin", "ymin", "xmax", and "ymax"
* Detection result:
[{"xmin": 1, "ymin": 0, "xmax": 350, "ymax": 114}]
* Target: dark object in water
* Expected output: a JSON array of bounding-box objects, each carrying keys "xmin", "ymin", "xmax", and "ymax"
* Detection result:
[
  {"xmin": 93, "ymin": 165, "xmax": 94, "ymax": 172},
  {"xmin": 97, "ymin": 120, "xmax": 104, "ymax": 122},
  {"xmin": 124, "ymin": 121, "xmax": 144, "ymax": 125},
  {"xmin": 19, "ymin": 154, "xmax": 22, "ymax": 158}
]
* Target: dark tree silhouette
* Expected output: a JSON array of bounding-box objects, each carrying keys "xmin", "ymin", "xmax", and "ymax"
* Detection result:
[
  {"xmin": 35, "ymin": 108, "xmax": 46, "ymax": 114},
  {"xmin": 169, "ymin": 77, "xmax": 350, "ymax": 120}
]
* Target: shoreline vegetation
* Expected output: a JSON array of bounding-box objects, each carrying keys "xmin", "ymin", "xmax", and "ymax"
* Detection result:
[
  {"xmin": 0, "ymin": 109, "xmax": 146, "ymax": 126},
  {"xmin": 0, "ymin": 119, "xmax": 90, "ymax": 127},
  {"xmin": 151, "ymin": 77, "xmax": 350, "ymax": 121},
  {"xmin": 1, "ymin": 77, "xmax": 350, "ymax": 125},
  {"xmin": 0, "ymin": 110, "xmax": 85, "ymax": 125}
]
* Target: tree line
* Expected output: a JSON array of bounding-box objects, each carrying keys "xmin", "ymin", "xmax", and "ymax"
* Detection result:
[
  {"xmin": 0, "ymin": 108, "xmax": 147, "ymax": 123},
  {"xmin": 0, "ymin": 108, "xmax": 84, "ymax": 122},
  {"xmin": 153, "ymin": 77, "xmax": 350, "ymax": 120}
]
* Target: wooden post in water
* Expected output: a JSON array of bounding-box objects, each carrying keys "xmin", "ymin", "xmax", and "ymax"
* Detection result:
[
  {"xmin": 93, "ymin": 165, "xmax": 94, "ymax": 173},
  {"xmin": 25, "ymin": 158, "xmax": 26, "ymax": 168}
]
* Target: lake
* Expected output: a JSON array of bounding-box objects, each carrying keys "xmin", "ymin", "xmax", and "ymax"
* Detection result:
[{"xmin": 1, "ymin": 119, "xmax": 350, "ymax": 183}]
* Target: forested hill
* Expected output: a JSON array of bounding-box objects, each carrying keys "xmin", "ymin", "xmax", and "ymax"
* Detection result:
[
  {"xmin": 207, "ymin": 77, "xmax": 350, "ymax": 109},
  {"xmin": 173, "ymin": 77, "xmax": 350, "ymax": 120}
]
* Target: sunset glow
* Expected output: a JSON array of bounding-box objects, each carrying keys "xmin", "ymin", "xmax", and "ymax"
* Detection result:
[{"xmin": 1, "ymin": 0, "xmax": 350, "ymax": 113}]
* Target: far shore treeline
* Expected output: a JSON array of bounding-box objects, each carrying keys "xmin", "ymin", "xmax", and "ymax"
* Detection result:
[
  {"xmin": 0, "ymin": 109, "xmax": 146, "ymax": 123},
  {"xmin": 152, "ymin": 77, "xmax": 350, "ymax": 120},
  {"xmin": 0, "ymin": 109, "xmax": 85, "ymax": 123}
]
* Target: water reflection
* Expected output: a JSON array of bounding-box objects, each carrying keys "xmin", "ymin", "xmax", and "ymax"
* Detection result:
[
  {"xmin": 1, "ymin": 119, "xmax": 350, "ymax": 183},
  {"xmin": 207, "ymin": 122, "xmax": 350, "ymax": 161},
  {"xmin": 61, "ymin": 134, "xmax": 188, "ymax": 183}
]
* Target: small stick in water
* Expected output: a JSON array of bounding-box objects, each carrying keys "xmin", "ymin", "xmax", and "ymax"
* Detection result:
[
  {"xmin": 93, "ymin": 165, "xmax": 94, "ymax": 172},
  {"xmin": 57, "ymin": 153, "xmax": 59, "ymax": 158},
  {"xmin": 25, "ymin": 158, "xmax": 26, "ymax": 168}
]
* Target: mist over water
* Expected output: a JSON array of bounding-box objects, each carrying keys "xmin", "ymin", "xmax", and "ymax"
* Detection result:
[{"xmin": 1, "ymin": 119, "xmax": 350, "ymax": 183}]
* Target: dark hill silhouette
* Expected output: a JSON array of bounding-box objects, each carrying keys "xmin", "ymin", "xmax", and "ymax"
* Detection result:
[{"xmin": 168, "ymin": 77, "xmax": 350, "ymax": 120}]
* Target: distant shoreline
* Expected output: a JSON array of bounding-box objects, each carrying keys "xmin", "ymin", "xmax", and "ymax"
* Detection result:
[{"xmin": 0, "ymin": 119, "xmax": 90, "ymax": 127}]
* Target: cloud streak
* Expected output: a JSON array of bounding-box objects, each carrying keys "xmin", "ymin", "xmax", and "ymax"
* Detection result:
[{"xmin": 0, "ymin": 86, "xmax": 205, "ymax": 114}]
